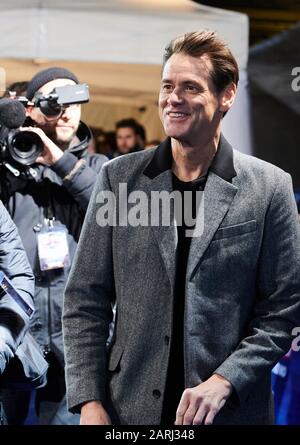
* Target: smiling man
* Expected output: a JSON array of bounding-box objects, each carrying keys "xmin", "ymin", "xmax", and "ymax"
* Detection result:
[
  {"xmin": 63, "ymin": 31, "xmax": 300, "ymax": 425},
  {"xmin": 1, "ymin": 67, "xmax": 107, "ymax": 425}
]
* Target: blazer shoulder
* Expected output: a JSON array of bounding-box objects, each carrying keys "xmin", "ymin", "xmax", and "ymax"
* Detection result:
[
  {"xmin": 232, "ymin": 149, "xmax": 294, "ymax": 204},
  {"xmin": 103, "ymin": 148, "xmax": 156, "ymax": 182},
  {"xmin": 233, "ymin": 149, "xmax": 290, "ymax": 183}
]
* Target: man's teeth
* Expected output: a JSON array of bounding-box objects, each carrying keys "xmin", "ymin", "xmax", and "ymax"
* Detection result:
[{"xmin": 168, "ymin": 112, "xmax": 187, "ymax": 117}]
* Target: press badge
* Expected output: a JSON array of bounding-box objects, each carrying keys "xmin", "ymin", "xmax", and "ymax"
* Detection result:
[{"xmin": 36, "ymin": 220, "xmax": 70, "ymax": 271}]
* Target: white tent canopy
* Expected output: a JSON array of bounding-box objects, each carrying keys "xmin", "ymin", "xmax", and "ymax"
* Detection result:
[{"xmin": 0, "ymin": 0, "xmax": 251, "ymax": 150}]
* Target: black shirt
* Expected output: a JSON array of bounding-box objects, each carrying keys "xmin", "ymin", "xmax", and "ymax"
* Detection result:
[{"xmin": 161, "ymin": 172, "xmax": 208, "ymax": 425}]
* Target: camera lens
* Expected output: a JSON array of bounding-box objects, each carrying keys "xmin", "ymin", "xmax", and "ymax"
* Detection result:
[{"xmin": 7, "ymin": 130, "xmax": 43, "ymax": 166}]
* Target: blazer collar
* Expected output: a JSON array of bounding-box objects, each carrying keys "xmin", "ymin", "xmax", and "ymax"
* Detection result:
[{"xmin": 143, "ymin": 134, "xmax": 237, "ymax": 182}]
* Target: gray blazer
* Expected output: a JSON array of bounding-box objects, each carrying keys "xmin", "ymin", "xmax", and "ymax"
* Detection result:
[{"xmin": 63, "ymin": 136, "xmax": 300, "ymax": 425}]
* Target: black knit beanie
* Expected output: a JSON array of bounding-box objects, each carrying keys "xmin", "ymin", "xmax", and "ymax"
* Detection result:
[{"xmin": 26, "ymin": 67, "xmax": 79, "ymax": 100}]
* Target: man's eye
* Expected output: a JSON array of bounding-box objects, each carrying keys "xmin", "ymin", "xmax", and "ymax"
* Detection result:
[
  {"xmin": 161, "ymin": 84, "xmax": 173, "ymax": 92},
  {"xmin": 185, "ymin": 85, "xmax": 198, "ymax": 92}
]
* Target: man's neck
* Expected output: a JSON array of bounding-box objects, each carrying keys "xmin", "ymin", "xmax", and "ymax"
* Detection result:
[{"xmin": 171, "ymin": 131, "xmax": 220, "ymax": 182}]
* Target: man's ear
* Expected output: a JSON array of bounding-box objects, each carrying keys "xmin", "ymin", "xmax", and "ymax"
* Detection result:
[{"xmin": 219, "ymin": 82, "xmax": 236, "ymax": 113}]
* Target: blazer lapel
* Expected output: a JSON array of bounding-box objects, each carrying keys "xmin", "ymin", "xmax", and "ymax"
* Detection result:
[
  {"xmin": 142, "ymin": 139, "xmax": 177, "ymax": 290},
  {"xmin": 143, "ymin": 170, "xmax": 178, "ymax": 291},
  {"xmin": 187, "ymin": 170, "xmax": 238, "ymax": 280}
]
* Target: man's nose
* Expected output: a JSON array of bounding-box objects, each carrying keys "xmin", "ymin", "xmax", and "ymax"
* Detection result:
[{"xmin": 167, "ymin": 87, "xmax": 184, "ymax": 105}]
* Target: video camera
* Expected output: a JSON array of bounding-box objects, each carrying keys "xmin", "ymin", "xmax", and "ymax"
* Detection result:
[
  {"xmin": 0, "ymin": 83, "xmax": 89, "ymax": 172},
  {"xmin": 33, "ymin": 83, "xmax": 89, "ymax": 119}
]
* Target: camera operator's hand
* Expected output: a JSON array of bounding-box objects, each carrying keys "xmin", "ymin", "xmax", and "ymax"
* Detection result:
[{"xmin": 20, "ymin": 126, "xmax": 63, "ymax": 166}]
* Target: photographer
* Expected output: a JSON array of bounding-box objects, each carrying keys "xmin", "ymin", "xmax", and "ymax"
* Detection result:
[{"xmin": 0, "ymin": 67, "xmax": 107, "ymax": 425}]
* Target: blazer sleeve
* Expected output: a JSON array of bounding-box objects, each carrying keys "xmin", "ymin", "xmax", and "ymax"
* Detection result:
[
  {"xmin": 63, "ymin": 162, "xmax": 115, "ymax": 413},
  {"xmin": 214, "ymin": 171, "xmax": 300, "ymax": 405}
]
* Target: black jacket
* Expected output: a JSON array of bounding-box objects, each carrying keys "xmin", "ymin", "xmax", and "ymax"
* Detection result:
[
  {"xmin": 0, "ymin": 201, "xmax": 34, "ymax": 374},
  {"xmin": 1, "ymin": 122, "xmax": 107, "ymax": 365}
]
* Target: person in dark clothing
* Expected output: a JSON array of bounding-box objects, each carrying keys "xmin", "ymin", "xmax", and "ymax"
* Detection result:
[
  {"xmin": 0, "ymin": 201, "xmax": 34, "ymax": 424},
  {"xmin": 0, "ymin": 201, "xmax": 34, "ymax": 374},
  {"xmin": 0, "ymin": 67, "xmax": 107, "ymax": 425}
]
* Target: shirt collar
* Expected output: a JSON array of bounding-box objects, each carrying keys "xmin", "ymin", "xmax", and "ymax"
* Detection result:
[{"xmin": 143, "ymin": 134, "xmax": 237, "ymax": 182}]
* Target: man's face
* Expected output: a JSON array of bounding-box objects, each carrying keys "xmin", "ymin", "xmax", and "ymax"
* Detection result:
[
  {"xmin": 28, "ymin": 78, "xmax": 81, "ymax": 148},
  {"xmin": 116, "ymin": 127, "xmax": 138, "ymax": 154},
  {"xmin": 159, "ymin": 53, "xmax": 231, "ymax": 146}
]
